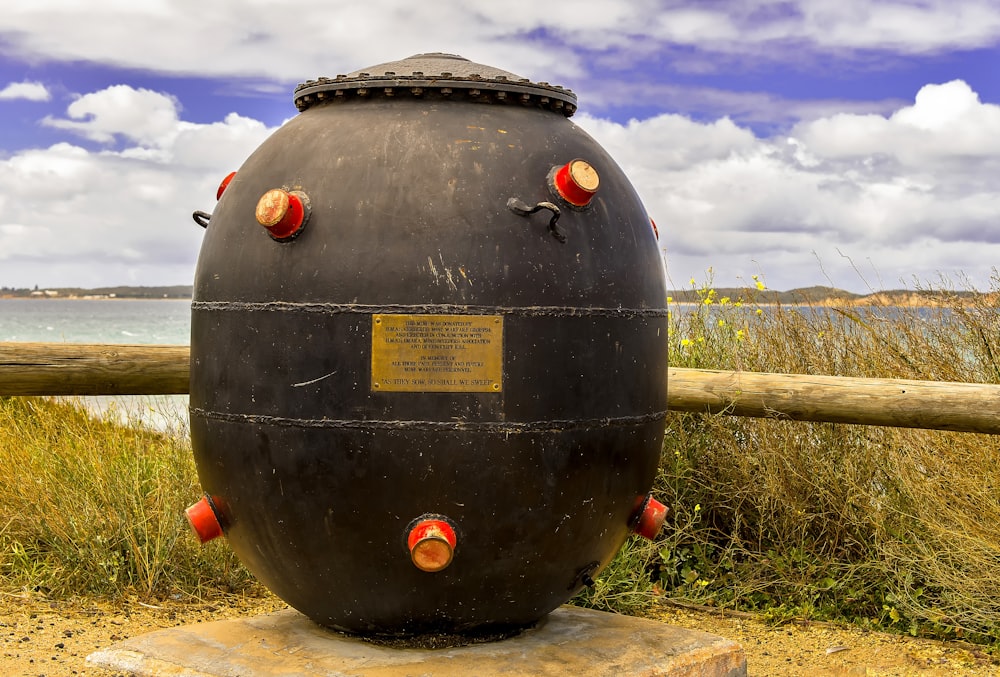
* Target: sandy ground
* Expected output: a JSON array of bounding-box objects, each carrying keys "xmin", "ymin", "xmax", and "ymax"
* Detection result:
[
  {"xmin": 649, "ymin": 602, "xmax": 998, "ymax": 676},
  {"xmin": 1, "ymin": 590, "xmax": 996, "ymax": 676}
]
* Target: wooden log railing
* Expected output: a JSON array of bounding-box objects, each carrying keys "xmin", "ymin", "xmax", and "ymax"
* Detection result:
[
  {"xmin": 0, "ymin": 343, "xmax": 189, "ymax": 396},
  {"xmin": 2, "ymin": 342, "xmax": 999, "ymax": 435}
]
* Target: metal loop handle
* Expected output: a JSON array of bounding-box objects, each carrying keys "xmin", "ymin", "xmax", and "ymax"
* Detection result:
[
  {"xmin": 506, "ymin": 197, "xmax": 566, "ymax": 243},
  {"xmin": 192, "ymin": 210, "xmax": 211, "ymax": 228}
]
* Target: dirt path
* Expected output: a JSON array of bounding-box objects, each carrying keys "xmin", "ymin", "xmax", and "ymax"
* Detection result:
[
  {"xmin": 648, "ymin": 603, "xmax": 997, "ymax": 676},
  {"xmin": 1, "ymin": 591, "xmax": 996, "ymax": 676}
]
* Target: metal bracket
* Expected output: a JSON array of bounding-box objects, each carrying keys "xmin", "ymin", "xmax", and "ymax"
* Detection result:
[
  {"xmin": 192, "ymin": 210, "xmax": 211, "ymax": 228},
  {"xmin": 507, "ymin": 197, "xmax": 565, "ymax": 243}
]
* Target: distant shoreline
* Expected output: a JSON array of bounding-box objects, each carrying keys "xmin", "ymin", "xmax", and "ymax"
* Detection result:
[
  {"xmin": 0, "ymin": 294, "xmax": 191, "ymax": 301},
  {"xmin": 0, "ymin": 285, "xmax": 192, "ymax": 300},
  {"xmin": 2, "ymin": 284, "xmax": 993, "ymax": 307},
  {"xmin": 0, "ymin": 295, "xmax": 190, "ymax": 301}
]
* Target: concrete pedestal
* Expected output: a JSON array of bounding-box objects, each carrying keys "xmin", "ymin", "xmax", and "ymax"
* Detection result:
[{"xmin": 87, "ymin": 605, "xmax": 746, "ymax": 676}]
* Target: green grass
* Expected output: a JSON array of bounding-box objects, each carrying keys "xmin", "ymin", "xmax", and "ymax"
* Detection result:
[{"xmin": 2, "ymin": 270, "xmax": 1000, "ymax": 648}]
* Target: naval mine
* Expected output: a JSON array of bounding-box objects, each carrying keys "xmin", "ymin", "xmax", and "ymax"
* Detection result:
[{"xmin": 186, "ymin": 52, "xmax": 668, "ymax": 637}]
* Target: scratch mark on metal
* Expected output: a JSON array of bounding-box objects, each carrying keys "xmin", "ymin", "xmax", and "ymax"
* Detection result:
[
  {"xmin": 427, "ymin": 256, "xmax": 441, "ymax": 285},
  {"xmin": 292, "ymin": 370, "xmax": 338, "ymax": 387}
]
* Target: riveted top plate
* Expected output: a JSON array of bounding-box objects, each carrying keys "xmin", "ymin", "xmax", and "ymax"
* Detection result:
[{"xmin": 294, "ymin": 52, "xmax": 577, "ymax": 116}]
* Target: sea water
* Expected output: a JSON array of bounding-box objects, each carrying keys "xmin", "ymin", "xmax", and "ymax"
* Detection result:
[
  {"xmin": 0, "ymin": 298, "xmax": 190, "ymax": 344},
  {"xmin": 0, "ymin": 298, "xmax": 192, "ymax": 432}
]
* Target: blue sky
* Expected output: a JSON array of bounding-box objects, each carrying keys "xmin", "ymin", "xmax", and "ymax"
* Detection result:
[{"xmin": 1, "ymin": 1, "xmax": 999, "ymax": 293}]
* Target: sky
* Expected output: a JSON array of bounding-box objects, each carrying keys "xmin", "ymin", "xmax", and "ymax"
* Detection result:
[{"xmin": 1, "ymin": 1, "xmax": 999, "ymax": 294}]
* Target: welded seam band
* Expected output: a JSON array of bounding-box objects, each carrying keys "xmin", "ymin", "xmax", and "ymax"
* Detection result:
[
  {"xmin": 190, "ymin": 301, "xmax": 668, "ymax": 318},
  {"xmin": 189, "ymin": 407, "xmax": 668, "ymax": 432}
]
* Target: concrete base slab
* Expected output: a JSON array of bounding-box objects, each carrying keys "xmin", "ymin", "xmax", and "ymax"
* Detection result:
[{"xmin": 87, "ymin": 605, "xmax": 746, "ymax": 676}]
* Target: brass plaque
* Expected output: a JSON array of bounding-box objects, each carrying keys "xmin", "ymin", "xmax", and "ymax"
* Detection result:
[{"xmin": 371, "ymin": 314, "xmax": 503, "ymax": 393}]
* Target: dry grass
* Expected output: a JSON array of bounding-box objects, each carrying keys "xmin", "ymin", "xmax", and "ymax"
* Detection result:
[
  {"xmin": 0, "ymin": 396, "xmax": 256, "ymax": 601},
  {"xmin": 2, "ymin": 271, "xmax": 999, "ymax": 647},
  {"xmin": 621, "ymin": 271, "xmax": 1000, "ymax": 645}
]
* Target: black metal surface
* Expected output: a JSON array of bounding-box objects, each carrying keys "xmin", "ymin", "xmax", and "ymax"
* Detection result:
[{"xmin": 190, "ymin": 54, "xmax": 667, "ymax": 636}]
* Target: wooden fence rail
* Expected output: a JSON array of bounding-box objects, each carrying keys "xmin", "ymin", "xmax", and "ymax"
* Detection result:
[
  {"xmin": 0, "ymin": 343, "xmax": 189, "ymax": 396},
  {"xmin": 2, "ymin": 342, "xmax": 999, "ymax": 434}
]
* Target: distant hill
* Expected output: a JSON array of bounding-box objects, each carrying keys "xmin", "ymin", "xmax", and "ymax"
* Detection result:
[
  {"xmin": 667, "ymin": 285, "xmax": 984, "ymax": 307},
  {"xmin": 0, "ymin": 285, "xmax": 193, "ymax": 299}
]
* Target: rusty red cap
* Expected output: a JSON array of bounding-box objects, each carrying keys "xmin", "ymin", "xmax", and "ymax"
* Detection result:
[
  {"xmin": 216, "ymin": 171, "xmax": 236, "ymax": 200},
  {"xmin": 407, "ymin": 518, "xmax": 457, "ymax": 572},
  {"xmin": 632, "ymin": 495, "xmax": 668, "ymax": 540},
  {"xmin": 185, "ymin": 496, "xmax": 224, "ymax": 544},
  {"xmin": 552, "ymin": 159, "xmax": 599, "ymax": 207},
  {"xmin": 256, "ymin": 189, "xmax": 309, "ymax": 240}
]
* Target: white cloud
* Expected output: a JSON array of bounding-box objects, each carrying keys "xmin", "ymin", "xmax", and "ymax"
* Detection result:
[
  {"xmin": 576, "ymin": 79, "xmax": 1000, "ymax": 292},
  {"xmin": 0, "ymin": 87, "xmax": 275, "ymax": 287},
  {"xmin": 799, "ymin": 0, "xmax": 1000, "ymax": 53},
  {"xmin": 0, "ymin": 81, "xmax": 51, "ymax": 101},
  {"xmin": 42, "ymin": 86, "xmax": 184, "ymax": 146},
  {"xmin": 794, "ymin": 81, "xmax": 1000, "ymax": 162},
  {"xmin": 0, "ymin": 1, "xmax": 997, "ymax": 83}
]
